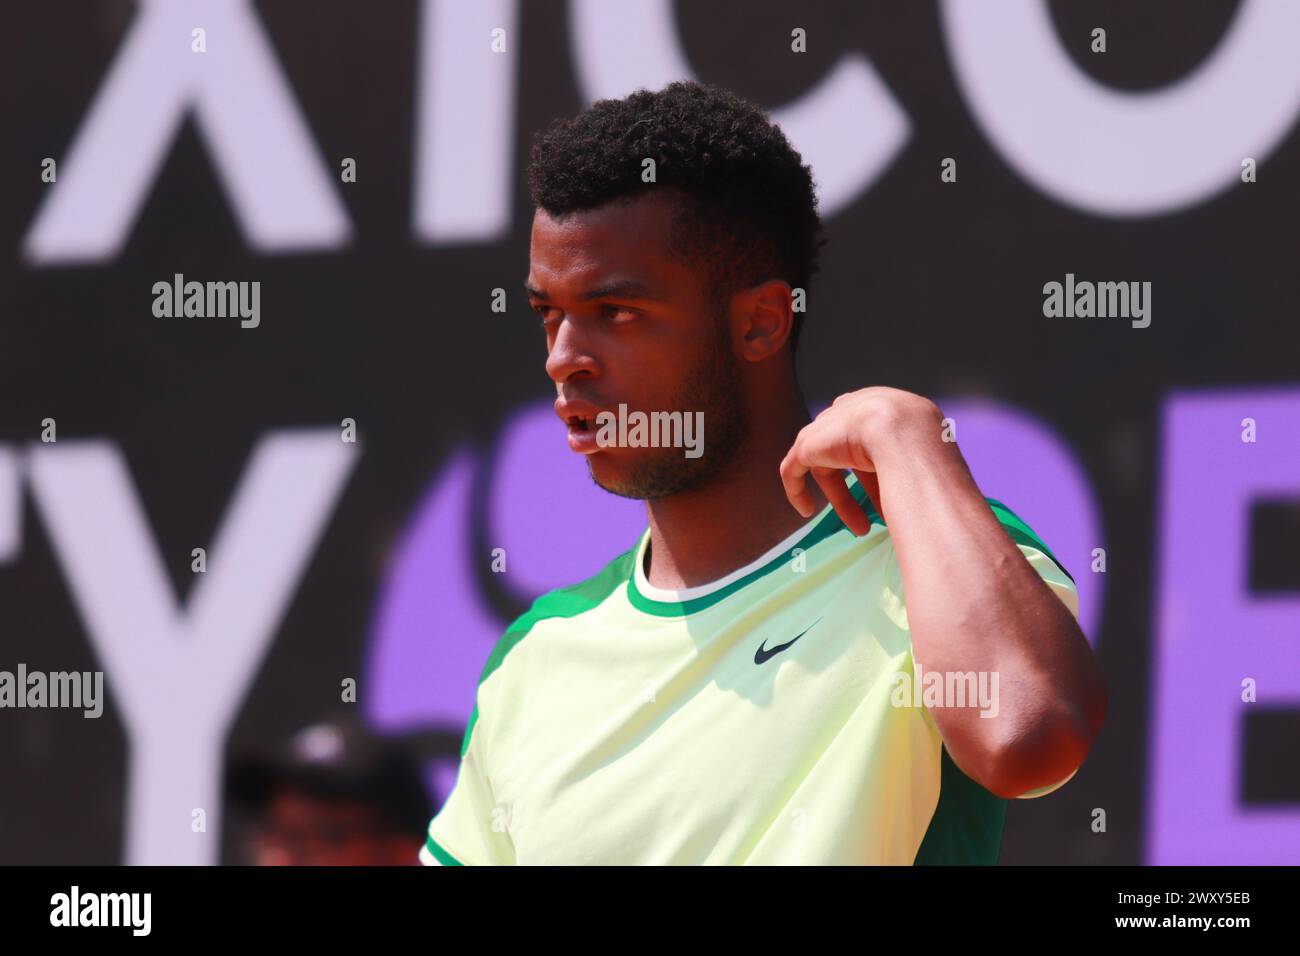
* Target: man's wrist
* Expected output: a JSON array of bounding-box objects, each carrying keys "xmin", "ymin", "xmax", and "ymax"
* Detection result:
[{"xmin": 860, "ymin": 397, "xmax": 952, "ymax": 473}]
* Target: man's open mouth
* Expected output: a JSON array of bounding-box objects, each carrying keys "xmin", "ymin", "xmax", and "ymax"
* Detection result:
[{"xmin": 555, "ymin": 399, "xmax": 604, "ymax": 452}]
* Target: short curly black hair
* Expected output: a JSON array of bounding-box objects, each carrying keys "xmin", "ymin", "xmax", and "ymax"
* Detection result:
[{"xmin": 527, "ymin": 81, "xmax": 826, "ymax": 354}]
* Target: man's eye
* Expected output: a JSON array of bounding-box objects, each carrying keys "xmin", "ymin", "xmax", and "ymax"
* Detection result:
[
  {"xmin": 600, "ymin": 304, "xmax": 636, "ymax": 321},
  {"xmin": 532, "ymin": 305, "xmax": 557, "ymax": 324}
]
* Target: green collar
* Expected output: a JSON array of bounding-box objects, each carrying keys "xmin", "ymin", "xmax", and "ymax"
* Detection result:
[{"xmin": 626, "ymin": 475, "xmax": 879, "ymax": 618}]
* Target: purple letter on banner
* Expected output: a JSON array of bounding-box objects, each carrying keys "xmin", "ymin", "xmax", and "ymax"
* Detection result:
[{"xmin": 1149, "ymin": 388, "xmax": 1300, "ymax": 863}]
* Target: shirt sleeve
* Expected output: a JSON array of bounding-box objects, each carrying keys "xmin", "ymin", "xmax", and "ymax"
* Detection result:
[
  {"xmin": 1017, "ymin": 539, "xmax": 1080, "ymax": 622},
  {"xmin": 421, "ymin": 699, "xmax": 516, "ymax": 865}
]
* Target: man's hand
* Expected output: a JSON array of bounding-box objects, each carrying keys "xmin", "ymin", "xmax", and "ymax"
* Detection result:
[{"xmin": 778, "ymin": 386, "xmax": 951, "ymax": 534}]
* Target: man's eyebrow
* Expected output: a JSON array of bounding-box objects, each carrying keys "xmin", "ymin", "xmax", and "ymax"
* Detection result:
[{"xmin": 523, "ymin": 279, "xmax": 667, "ymax": 302}]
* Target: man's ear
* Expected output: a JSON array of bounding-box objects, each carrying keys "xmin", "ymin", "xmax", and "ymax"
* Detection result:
[{"xmin": 736, "ymin": 279, "xmax": 796, "ymax": 362}]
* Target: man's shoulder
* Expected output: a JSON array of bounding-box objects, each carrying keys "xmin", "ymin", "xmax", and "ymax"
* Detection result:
[
  {"xmin": 458, "ymin": 537, "xmax": 643, "ymax": 757},
  {"xmin": 980, "ymin": 497, "xmax": 1074, "ymax": 583},
  {"xmin": 515, "ymin": 537, "xmax": 642, "ymax": 631},
  {"xmin": 476, "ymin": 537, "xmax": 643, "ymax": 686},
  {"xmin": 842, "ymin": 474, "xmax": 1073, "ymax": 584}
]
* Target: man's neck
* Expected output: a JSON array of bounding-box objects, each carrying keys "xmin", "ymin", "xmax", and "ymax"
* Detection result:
[{"xmin": 642, "ymin": 402, "xmax": 830, "ymax": 591}]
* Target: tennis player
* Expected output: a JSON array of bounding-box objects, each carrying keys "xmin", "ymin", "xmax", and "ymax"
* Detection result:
[{"xmin": 421, "ymin": 81, "xmax": 1107, "ymax": 865}]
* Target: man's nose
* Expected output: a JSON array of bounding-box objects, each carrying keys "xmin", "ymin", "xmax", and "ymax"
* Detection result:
[{"xmin": 545, "ymin": 317, "xmax": 599, "ymax": 384}]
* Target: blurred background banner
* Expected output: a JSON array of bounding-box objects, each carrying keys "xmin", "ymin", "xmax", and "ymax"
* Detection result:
[{"xmin": 2, "ymin": 0, "xmax": 1298, "ymax": 865}]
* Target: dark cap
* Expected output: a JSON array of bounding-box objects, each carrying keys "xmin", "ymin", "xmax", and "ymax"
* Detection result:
[{"xmin": 226, "ymin": 714, "xmax": 432, "ymax": 835}]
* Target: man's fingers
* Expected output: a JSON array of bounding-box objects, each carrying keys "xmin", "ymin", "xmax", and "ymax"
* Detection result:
[
  {"xmin": 779, "ymin": 445, "xmax": 816, "ymax": 517},
  {"xmin": 811, "ymin": 468, "xmax": 871, "ymax": 536},
  {"xmin": 852, "ymin": 469, "xmax": 884, "ymax": 524}
]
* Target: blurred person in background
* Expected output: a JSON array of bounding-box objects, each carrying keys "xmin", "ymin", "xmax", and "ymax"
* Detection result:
[{"xmin": 227, "ymin": 715, "xmax": 431, "ymax": 866}]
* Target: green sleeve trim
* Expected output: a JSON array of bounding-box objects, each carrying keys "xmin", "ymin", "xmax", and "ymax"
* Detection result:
[
  {"xmin": 425, "ymin": 834, "xmax": 464, "ymax": 866},
  {"xmin": 459, "ymin": 543, "xmax": 641, "ymax": 756}
]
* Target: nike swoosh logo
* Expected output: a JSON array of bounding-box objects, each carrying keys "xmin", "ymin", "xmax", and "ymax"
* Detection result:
[{"xmin": 754, "ymin": 617, "xmax": 823, "ymax": 665}]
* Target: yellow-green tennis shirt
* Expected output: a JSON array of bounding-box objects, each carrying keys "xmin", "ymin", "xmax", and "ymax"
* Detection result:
[{"xmin": 422, "ymin": 475, "xmax": 1080, "ymax": 865}]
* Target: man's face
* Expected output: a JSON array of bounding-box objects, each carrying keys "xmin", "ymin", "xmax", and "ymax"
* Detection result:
[
  {"xmin": 526, "ymin": 192, "xmax": 749, "ymax": 499},
  {"xmin": 249, "ymin": 788, "xmax": 417, "ymax": 866}
]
